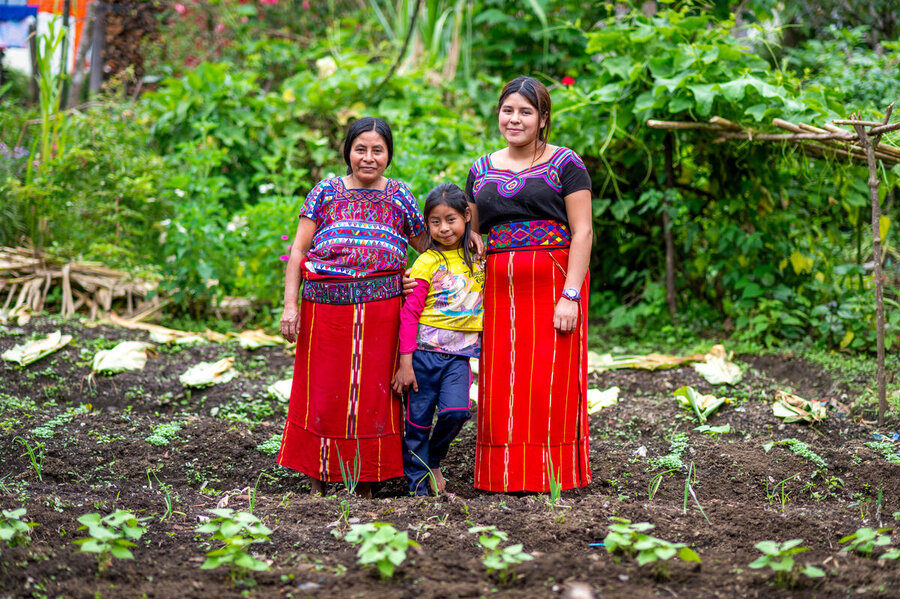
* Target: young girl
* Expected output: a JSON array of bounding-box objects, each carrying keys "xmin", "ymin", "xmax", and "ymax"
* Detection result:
[{"xmin": 391, "ymin": 183, "xmax": 485, "ymax": 496}]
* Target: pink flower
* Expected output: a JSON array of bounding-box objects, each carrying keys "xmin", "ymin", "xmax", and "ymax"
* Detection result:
[
  {"xmin": 281, "ymin": 235, "xmax": 289, "ymax": 240},
  {"xmin": 561, "ymin": 76, "xmax": 575, "ymax": 86},
  {"xmin": 279, "ymin": 255, "xmax": 290, "ymax": 261},
  {"xmin": 216, "ymin": 23, "xmax": 225, "ymax": 32},
  {"xmin": 174, "ymin": 3, "xmax": 186, "ymax": 15},
  {"xmin": 260, "ymin": 0, "xmax": 278, "ymax": 4},
  {"xmin": 241, "ymin": 16, "xmax": 248, "ymax": 22},
  {"xmin": 302, "ymin": 0, "xmax": 310, "ymax": 8}
]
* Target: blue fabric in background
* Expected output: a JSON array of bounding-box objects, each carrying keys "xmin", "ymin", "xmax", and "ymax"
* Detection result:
[{"xmin": 0, "ymin": 6, "xmax": 38, "ymax": 21}]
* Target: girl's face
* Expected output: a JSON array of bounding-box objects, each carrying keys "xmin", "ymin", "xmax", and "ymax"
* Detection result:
[
  {"xmin": 348, "ymin": 130, "xmax": 389, "ymax": 187},
  {"xmin": 427, "ymin": 203, "xmax": 469, "ymax": 251},
  {"xmin": 498, "ymin": 92, "xmax": 546, "ymax": 148}
]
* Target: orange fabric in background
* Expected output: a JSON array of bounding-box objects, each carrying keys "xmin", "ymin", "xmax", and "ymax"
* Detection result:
[{"xmin": 31, "ymin": 0, "xmax": 91, "ymax": 70}]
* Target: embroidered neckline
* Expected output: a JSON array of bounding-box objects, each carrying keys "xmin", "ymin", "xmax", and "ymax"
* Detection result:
[
  {"xmin": 333, "ymin": 176, "xmax": 393, "ymax": 193},
  {"xmin": 485, "ymin": 147, "xmax": 565, "ymax": 175}
]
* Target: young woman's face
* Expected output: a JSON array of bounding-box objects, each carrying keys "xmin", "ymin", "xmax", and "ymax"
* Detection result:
[
  {"xmin": 348, "ymin": 130, "xmax": 389, "ymax": 186},
  {"xmin": 498, "ymin": 92, "xmax": 546, "ymax": 147},
  {"xmin": 427, "ymin": 204, "xmax": 469, "ymax": 250}
]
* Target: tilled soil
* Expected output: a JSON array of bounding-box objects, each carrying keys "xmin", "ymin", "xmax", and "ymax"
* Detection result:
[{"xmin": 1, "ymin": 317, "xmax": 900, "ymax": 598}]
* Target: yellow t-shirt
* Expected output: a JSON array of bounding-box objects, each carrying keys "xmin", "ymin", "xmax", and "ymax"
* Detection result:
[{"xmin": 409, "ymin": 249, "xmax": 485, "ymax": 332}]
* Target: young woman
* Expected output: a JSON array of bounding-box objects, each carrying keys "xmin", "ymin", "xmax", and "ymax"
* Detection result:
[
  {"xmin": 466, "ymin": 76, "xmax": 593, "ymax": 493},
  {"xmin": 278, "ymin": 117, "xmax": 426, "ymax": 498}
]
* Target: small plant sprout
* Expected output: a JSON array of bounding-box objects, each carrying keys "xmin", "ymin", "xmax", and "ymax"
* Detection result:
[
  {"xmin": 73, "ymin": 510, "xmax": 149, "ymax": 575},
  {"xmin": 683, "ymin": 462, "xmax": 711, "ymax": 525},
  {"xmin": 196, "ymin": 509, "xmax": 273, "ymax": 580},
  {"xmin": 13, "ymin": 436, "xmax": 44, "ymax": 481},
  {"xmin": 468, "ymin": 525, "xmax": 534, "ymax": 584},
  {"xmin": 545, "ymin": 446, "xmax": 562, "ymax": 508},
  {"xmin": 336, "ymin": 440, "xmax": 362, "ymax": 495},
  {"xmin": 651, "ymin": 432, "xmax": 689, "ymax": 470},
  {"xmin": 603, "ymin": 518, "xmax": 701, "ymax": 580},
  {"xmin": 694, "ymin": 424, "xmax": 731, "ymax": 439},
  {"xmin": 839, "ymin": 527, "xmax": 892, "ymax": 557},
  {"xmin": 648, "ymin": 468, "xmax": 678, "ymax": 501},
  {"xmin": 0, "ymin": 508, "xmax": 37, "ymax": 546},
  {"xmin": 748, "ymin": 540, "xmax": 824, "ymax": 587},
  {"xmin": 764, "ymin": 473, "xmax": 800, "ymax": 512},
  {"xmin": 344, "ymin": 522, "xmax": 419, "ymax": 579}
]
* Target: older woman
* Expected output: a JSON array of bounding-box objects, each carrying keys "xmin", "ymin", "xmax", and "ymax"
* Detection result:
[
  {"xmin": 278, "ymin": 117, "xmax": 426, "ymax": 497},
  {"xmin": 466, "ymin": 76, "xmax": 593, "ymax": 493}
]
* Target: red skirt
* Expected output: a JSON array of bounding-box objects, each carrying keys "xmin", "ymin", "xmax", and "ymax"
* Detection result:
[
  {"xmin": 474, "ymin": 247, "xmax": 591, "ymax": 492},
  {"xmin": 277, "ymin": 297, "xmax": 404, "ymax": 482}
]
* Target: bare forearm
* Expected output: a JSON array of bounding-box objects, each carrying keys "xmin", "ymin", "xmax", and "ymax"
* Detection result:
[
  {"xmin": 283, "ymin": 252, "xmax": 306, "ymax": 309},
  {"xmin": 564, "ymin": 230, "xmax": 592, "ymax": 291}
]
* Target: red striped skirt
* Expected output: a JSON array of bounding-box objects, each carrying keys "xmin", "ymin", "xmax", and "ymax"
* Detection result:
[
  {"xmin": 474, "ymin": 246, "xmax": 591, "ymax": 492},
  {"xmin": 277, "ymin": 296, "xmax": 404, "ymax": 482}
]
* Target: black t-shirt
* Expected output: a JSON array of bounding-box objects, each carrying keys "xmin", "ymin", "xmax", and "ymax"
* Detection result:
[{"xmin": 465, "ymin": 146, "xmax": 592, "ymax": 233}]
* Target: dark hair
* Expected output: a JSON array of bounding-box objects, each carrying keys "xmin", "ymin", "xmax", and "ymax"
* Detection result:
[
  {"xmin": 498, "ymin": 76, "xmax": 551, "ymax": 161},
  {"xmin": 422, "ymin": 183, "xmax": 474, "ymax": 273},
  {"xmin": 342, "ymin": 116, "xmax": 394, "ymax": 175}
]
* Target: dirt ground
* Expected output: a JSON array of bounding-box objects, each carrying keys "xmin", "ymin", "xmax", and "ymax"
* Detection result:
[{"xmin": 2, "ymin": 316, "xmax": 900, "ymax": 598}]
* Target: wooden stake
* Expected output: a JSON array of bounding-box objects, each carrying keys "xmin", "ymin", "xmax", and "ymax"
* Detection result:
[
  {"xmin": 663, "ymin": 133, "xmax": 678, "ymax": 318},
  {"xmin": 851, "ymin": 105, "xmax": 892, "ymax": 426}
]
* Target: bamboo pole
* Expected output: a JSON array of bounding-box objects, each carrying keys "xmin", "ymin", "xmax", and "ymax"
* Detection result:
[
  {"xmin": 851, "ymin": 105, "xmax": 893, "ymax": 426},
  {"xmin": 663, "ymin": 133, "xmax": 678, "ymax": 318}
]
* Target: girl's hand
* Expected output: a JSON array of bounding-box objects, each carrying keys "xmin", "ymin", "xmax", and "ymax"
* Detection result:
[
  {"xmin": 553, "ymin": 297, "xmax": 579, "ymax": 335},
  {"xmin": 391, "ymin": 356, "xmax": 418, "ymax": 394},
  {"xmin": 402, "ymin": 269, "xmax": 416, "ymax": 296},
  {"xmin": 281, "ymin": 306, "xmax": 301, "ymax": 343},
  {"xmin": 469, "ymin": 234, "xmax": 486, "ymax": 260}
]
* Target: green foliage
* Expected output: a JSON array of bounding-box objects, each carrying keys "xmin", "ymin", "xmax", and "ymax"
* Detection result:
[
  {"xmin": 651, "ymin": 432, "xmax": 689, "ymax": 470},
  {"xmin": 73, "ymin": 510, "xmax": 149, "ymax": 574},
  {"xmin": 30, "ymin": 404, "xmax": 90, "ymax": 439},
  {"xmin": 866, "ymin": 441, "xmax": 900, "ymax": 464},
  {"xmin": 839, "ymin": 527, "xmax": 892, "ymax": 558},
  {"xmin": 145, "ymin": 421, "xmax": 185, "ymax": 447},
  {"xmin": 256, "ymin": 435, "xmax": 282, "ymax": 456},
  {"xmin": 764, "ymin": 438, "xmax": 828, "ymax": 470},
  {"xmin": 748, "ymin": 539, "xmax": 825, "ymax": 587},
  {"xmin": 603, "ymin": 517, "xmax": 701, "ymax": 580},
  {"xmin": 196, "ymin": 508, "xmax": 273, "ymax": 578},
  {"xmin": 694, "ymin": 424, "xmax": 731, "ymax": 439},
  {"xmin": 344, "ymin": 522, "xmax": 419, "ymax": 579},
  {"xmin": 468, "ymin": 525, "xmax": 533, "ymax": 583},
  {"xmin": 0, "ymin": 508, "xmax": 37, "ymax": 547}
]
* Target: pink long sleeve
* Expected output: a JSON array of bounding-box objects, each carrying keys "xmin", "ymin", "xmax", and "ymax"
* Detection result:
[{"xmin": 398, "ymin": 279, "xmax": 429, "ymax": 354}]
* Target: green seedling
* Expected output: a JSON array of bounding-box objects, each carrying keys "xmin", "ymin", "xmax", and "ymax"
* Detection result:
[
  {"xmin": 674, "ymin": 386, "xmax": 727, "ymax": 424},
  {"xmin": 344, "ymin": 522, "xmax": 419, "ymax": 579},
  {"xmin": 683, "ymin": 462, "xmax": 711, "ymax": 525},
  {"xmin": 248, "ymin": 472, "xmax": 276, "ymax": 514},
  {"xmin": 145, "ymin": 421, "xmax": 185, "ymax": 447},
  {"xmin": 748, "ymin": 539, "xmax": 824, "ymax": 588},
  {"xmin": 408, "ymin": 450, "xmax": 439, "ymax": 496},
  {"xmin": 545, "ymin": 446, "xmax": 562, "ymax": 508},
  {"xmin": 336, "ymin": 440, "xmax": 362, "ymax": 495},
  {"xmin": 651, "ymin": 432, "xmax": 689, "ymax": 470},
  {"xmin": 648, "ymin": 468, "xmax": 678, "ymax": 501},
  {"xmin": 839, "ymin": 527, "xmax": 892, "ymax": 557},
  {"xmin": 147, "ymin": 468, "xmax": 174, "ymax": 521},
  {"xmin": 255, "ymin": 435, "xmax": 281, "ymax": 456},
  {"xmin": 765, "ymin": 473, "xmax": 800, "ymax": 512},
  {"xmin": 468, "ymin": 525, "xmax": 533, "ymax": 584},
  {"xmin": 13, "ymin": 436, "xmax": 44, "ymax": 482},
  {"xmin": 694, "ymin": 424, "xmax": 731, "ymax": 439},
  {"xmin": 764, "ymin": 439, "xmax": 827, "ymax": 470},
  {"xmin": 603, "ymin": 517, "xmax": 701, "ymax": 580},
  {"xmin": 0, "ymin": 508, "xmax": 38, "ymax": 546},
  {"xmin": 196, "ymin": 508, "xmax": 273, "ymax": 580},
  {"xmin": 73, "ymin": 510, "xmax": 149, "ymax": 575}
]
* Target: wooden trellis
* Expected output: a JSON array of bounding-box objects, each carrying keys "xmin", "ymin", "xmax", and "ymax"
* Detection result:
[{"xmin": 648, "ymin": 108, "xmax": 900, "ymax": 425}]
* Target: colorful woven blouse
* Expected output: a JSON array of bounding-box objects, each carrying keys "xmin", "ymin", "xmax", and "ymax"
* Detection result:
[
  {"xmin": 300, "ymin": 177, "xmax": 426, "ymax": 277},
  {"xmin": 465, "ymin": 146, "xmax": 592, "ymax": 233}
]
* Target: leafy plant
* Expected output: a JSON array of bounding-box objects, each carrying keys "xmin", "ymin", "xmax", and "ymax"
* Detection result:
[
  {"xmin": 603, "ymin": 518, "xmax": 701, "ymax": 580},
  {"xmin": 545, "ymin": 446, "xmax": 562, "ymax": 508},
  {"xmin": 694, "ymin": 424, "xmax": 731, "ymax": 439},
  {"xmin": 651, "ymin": 432, "xmax": 689, "ymax": 470},
  {"xmin": 145, "ymin": 421, "xmax": 185, "ymax": 447},
  {"xmin": 344, "ymin": 522, "xmax": 419, "ymax": 579},
  {"xmin": 468, "ymin": 525, "xmax": 533, "ymax": 584},
  {"xmin": 256, "ymin": 435, "xmax": 282, "ymax": 456},
  {"xmin": 674, "ymin": 386, "xmax": 727, "ymax": 424},
  {"xmin": 196, "ymin": 509, "xmax": 273, "ymax": 579},
  {"xmin": 0, "ymin": 508, "xmax": 37, "ymax": 546},
  {"xmin": 748, "ymin": 539, "xmax": 825, "ymax": 587},
  {"xmin": 683, "ymin": 462, "xmax": 711, "ymax": 525},
  {"xmin": 73, "ymin": 511, "xmax": 149, "ymax": 575},
  {"xmin": 764, "ymin": 438, "xmax": 828, "ymax": 470},
  {"xmin": 839, "ymin": 527, "xmax": 892, "ymax": 558}
]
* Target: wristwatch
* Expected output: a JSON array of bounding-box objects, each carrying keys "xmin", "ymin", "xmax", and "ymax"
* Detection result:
[{"xmin": 561, "ymin": 287, "xmax": 581, "ymax": 301}]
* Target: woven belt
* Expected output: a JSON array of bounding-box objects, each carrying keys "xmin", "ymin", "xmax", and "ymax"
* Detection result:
[
  {"xmin": 302, "ymin": 272, "xmax": 402, "ymax": 305},
  {"xmin": 487, "ymin": 220, "xmax": 572, "ymax": 252}
]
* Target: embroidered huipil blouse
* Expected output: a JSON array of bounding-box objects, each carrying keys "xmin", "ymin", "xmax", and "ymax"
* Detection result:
[
  {"xmin": 465, "ymin": 146, "xmax": 592, "ymax": 235},
  {"xmin": 300, "ymin": 177, "xmax": 426, "ymax": 277}
]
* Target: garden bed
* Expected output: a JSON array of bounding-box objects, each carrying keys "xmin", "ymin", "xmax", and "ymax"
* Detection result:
[{"xmin": 1, "ymin": 317, "xmax": 899, "ymax": 598}]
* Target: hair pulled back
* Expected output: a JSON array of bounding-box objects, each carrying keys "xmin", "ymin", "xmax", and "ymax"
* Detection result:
[{"xmin": 498, "ymin": 76, "xmax": 552, "ymax": 161}]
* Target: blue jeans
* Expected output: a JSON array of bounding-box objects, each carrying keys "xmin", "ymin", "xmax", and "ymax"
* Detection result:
[{"xmin": 403, "ymin": 351, "xmax": 472, "ymax": 495}]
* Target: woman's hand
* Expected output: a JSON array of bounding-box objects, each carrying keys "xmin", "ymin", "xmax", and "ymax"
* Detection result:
[
  {"xmin": 391, "ymin": 355, "xmax": 418, "ymax": 394},
  {"xmin": 553, "ymin": 297, "xmax": 579, "ymax": 335},
  {"xmin": 402, "ymin": 269, "xmax": 416, "ymax": 296},
  {"xmin": 281, "ymin": 306, "xmax": 301, "ymax": 343},
  {"xmin": 469, "ymin": 234, "xmax": 486, "ymax": 260}
]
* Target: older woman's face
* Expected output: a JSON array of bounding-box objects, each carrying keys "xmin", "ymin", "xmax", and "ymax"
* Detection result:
[
  {"xmin": 499, "ymin": 92, "xmax": 545, "ymax": 147},
  {"xmin": 349, "ymin": 130, "xmax": 389, "ymax": 186}
]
